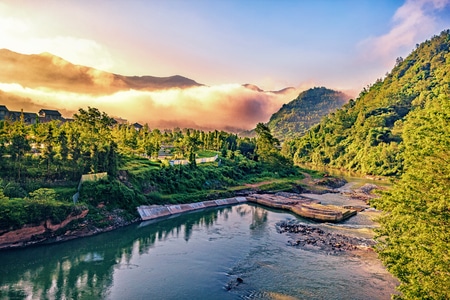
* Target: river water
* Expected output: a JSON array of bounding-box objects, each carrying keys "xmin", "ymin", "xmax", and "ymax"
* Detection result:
[{"xmin": 0, "ymin": 201, "xmax": 398, "ymax": 299}]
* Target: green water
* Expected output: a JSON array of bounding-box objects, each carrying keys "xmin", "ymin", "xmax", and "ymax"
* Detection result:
[{"xmin": 0, "ymin": 204, "xmax": 397, "ymax": 299}]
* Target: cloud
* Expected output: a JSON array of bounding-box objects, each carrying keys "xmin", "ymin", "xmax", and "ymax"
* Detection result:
[
  {"xmin": 0, "ymin": 2, "xmax": 115, "ymax": 72},
  {"xmin": 0, "ymin": 83, "xmax": 299, "ymax": 132},
  {"xmin": 359, "ymin": 0, "xmax": 450, "ymax": 66}
]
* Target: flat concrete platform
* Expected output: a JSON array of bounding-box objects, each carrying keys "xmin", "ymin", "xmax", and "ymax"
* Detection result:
[{"xmin": 246, "ymin": 194, "xmax": 357, "ymax": 222}]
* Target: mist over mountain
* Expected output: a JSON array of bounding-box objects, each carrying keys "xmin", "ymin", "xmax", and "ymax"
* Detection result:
[{"xmin": 0, "ymin": 49, "xmax": 299, "ymax": 132}]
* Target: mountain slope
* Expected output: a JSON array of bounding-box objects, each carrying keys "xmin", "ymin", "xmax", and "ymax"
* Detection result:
[
  {"xmin": 0, "ymin": 49, "xmax": 201, "ymax": 94},
  {"xmin": 268, "ymin": 87, "xmax": 349, "ymax": 141},
  {"xmin": 292, "ymin": 30, "xmax": 450, "ymax": 176}
]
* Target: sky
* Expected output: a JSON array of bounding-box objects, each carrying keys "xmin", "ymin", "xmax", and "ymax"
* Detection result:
[
  {"xmin": 1, "ymin": 0, "xmax": 449, "ymax": 91},
  {"xmin": 0, "ymin": 0, "xmax": 449, "ymax": 131}
]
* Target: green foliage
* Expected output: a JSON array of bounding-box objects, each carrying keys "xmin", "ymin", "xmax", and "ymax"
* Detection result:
[
  {"xmin": 196, "ymin": 150, "xmax": 218, "ymax": 158},
  {"xmin": 0, "ymin": 188, "xmax": 75, "ymax": 230},
  {"xmin": 268, "ymin": 87, "xmax": 349, "ymax": 141},
  {"xmin": 372, "ymin": 95, "xmax": 450, "ymax": 299},
  {"xmin": 290, "ymin": 30, "xmax": 450, "ymax": 177},
  {"xmin": 79, "ymin": 178, "xmax": 141, "ymax": 211}
]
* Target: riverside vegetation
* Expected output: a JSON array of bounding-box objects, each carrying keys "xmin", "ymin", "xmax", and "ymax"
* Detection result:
[
  {"xmin": 0, "ymin": 112, "xmax": 302, "ymax": 235},
  {"xmin": 0, "ymin": 30, "xmax": 449, "ymax": 299}
]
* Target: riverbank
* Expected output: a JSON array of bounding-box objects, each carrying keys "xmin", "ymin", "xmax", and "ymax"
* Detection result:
[
  {"xmin": 0, "ymin": 175, "xmax": 382, "ymax": 251},
  {"xmin": 0, "ymin": 207, "xmax": 139, "ymax": 250}
]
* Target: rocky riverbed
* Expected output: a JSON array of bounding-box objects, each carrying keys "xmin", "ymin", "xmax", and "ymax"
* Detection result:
[
  {"xmin": 276, "ymin": 220, "xmax": 376, "ymax": 255},
  {"xmin": 274, "ymin": 181, "xmax": 386, "ymax": 255}
]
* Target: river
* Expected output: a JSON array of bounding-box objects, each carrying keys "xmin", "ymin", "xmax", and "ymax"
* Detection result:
[{"xmin": 0, "ymin": 191, "xmax": 398, "ymax": 299}]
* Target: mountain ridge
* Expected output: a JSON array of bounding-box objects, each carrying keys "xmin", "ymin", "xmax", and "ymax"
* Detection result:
[{"xmin": 0, "ymin": 48, "xmax": 202, "ymax": 94}]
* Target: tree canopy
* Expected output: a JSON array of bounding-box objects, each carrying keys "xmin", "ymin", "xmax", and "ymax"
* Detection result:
[{"xmin": 372, "ymin": 95, "xmax": 450, "ymax": 299}]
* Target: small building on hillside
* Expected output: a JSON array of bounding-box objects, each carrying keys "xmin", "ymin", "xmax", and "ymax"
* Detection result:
[
  {"xmin": 113, "ymin": 117, "xmax": 128, "ymax": 125},
  {"xmin": 0, "ymin": 105, "xmax": 8, "ymax": 120},
  {"xmin": 38, "ymin": 109, "xmax": 63, "ymax": 122},
  {"xmin": 8, "ymin": 110, "xmax": 38, "ymax": 124},
  {"xmin": 133, "ymin": 122, "xmax": 143, "ymax": 131}
]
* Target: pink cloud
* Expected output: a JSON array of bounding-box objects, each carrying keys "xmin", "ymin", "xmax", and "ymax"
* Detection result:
[{"xmin": 359, "ymin": 0, "xmax": 450, "ymax": 67}]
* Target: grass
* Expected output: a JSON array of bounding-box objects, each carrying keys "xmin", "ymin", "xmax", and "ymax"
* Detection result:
[
  {"xmin": 196, "ymin": 150, "xmax": 219, "ymax": 158},
  {"xmin": 52, "ymin": 186, "xmax": 78, "ymax": 202},
  {"xmin": 120, "ymin": 156, "xmax": 161, "ymax": 176},
  {"xmin": 297, "ymin": 166, "xmax": 325, "ymax": 179}
]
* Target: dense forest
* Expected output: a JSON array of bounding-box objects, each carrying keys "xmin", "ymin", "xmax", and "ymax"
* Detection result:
[
  {"xmin": 288, "ymin": 30, "xmax": 450, "ymax": 178},
  {"xmin": 287, "ymin": 30, "xmax": 449, "ymax": 299},
  {"xmin": 267, "ymin": 87, "xmax": 349, "ymax": 141},
  {"xmin": 372, "ymin": 93, "xmax": 449, "ymax": 299}
]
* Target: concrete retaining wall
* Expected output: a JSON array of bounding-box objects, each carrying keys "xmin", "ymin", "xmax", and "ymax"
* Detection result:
[{"xmin": 137, "ymin": 197, "xmax": 247, "ymax": 221}]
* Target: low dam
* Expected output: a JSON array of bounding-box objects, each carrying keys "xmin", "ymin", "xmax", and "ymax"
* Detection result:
[
  {"xmin": 137, "ymin": 193, "xmax": 357, "ymax": 222},
  {"xmin": 137, "ymin": 197, "xmax": 248, "ymax": 221}
]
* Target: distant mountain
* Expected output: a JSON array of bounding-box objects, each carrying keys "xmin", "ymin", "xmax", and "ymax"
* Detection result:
[
  {"xmin": 0, "ymin": 49, "xmax": 201, "ymax": 94},
  {"xmin": 242, "ymin": 83, "xmax": 296, "ymax": 95},
  {"xmin": 0, "ymin": 48, "xmax": 299, "ymax": 132},
  {"xmin": 267, "ymin": 87, "xmax": 349, "ymax": 141}
]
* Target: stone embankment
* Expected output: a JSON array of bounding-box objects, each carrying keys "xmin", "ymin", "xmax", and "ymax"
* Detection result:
[{"xmin": 137, "ymin": 197, "xmax": 248, "ymax": 220}]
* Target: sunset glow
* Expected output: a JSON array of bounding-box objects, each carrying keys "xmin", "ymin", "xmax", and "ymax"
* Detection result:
[
  {"xmin": 0, "ymin": 82, "xmax": 297, "ymax": 131},
  {"xmin": 0, "ymin": 0, "xmax": 449, "ymax": 130}
]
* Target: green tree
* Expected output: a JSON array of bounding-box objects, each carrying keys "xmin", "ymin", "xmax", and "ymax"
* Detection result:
[
  {"xmin": 372, "ymin": 96, "xmax": 450, "ymax": 299},
  {"xmin": 8, "ymin": 119, "xmax": 31, "ymax": 180},
  {"xmin": 255, "ymin": 123, "xmax": 279, "ymax": 162}
]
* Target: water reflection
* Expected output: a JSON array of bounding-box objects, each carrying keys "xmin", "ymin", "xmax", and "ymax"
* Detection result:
[
  {"xmin": 0, "ymin": 204, "xmax": 397, "ymax": 300},
  {"xmin": 0, "ymin": 206, "xmax": 246, "ymax": 299}
]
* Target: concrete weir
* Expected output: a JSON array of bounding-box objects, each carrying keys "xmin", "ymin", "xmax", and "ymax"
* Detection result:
[
  {"xmin": 137, "ymin": 194, "xmax": 357, "ymax": 223},
  {"xmin": 137, "ymin": 197, "xmax": 247, "ymax": 221}
]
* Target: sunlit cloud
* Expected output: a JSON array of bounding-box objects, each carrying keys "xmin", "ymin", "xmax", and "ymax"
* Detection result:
[
  {"xmin": 0, "ymin": 83, "xmax": 299, "ymax": 132},
  {"xmin": 358, "ymin": 0, "xmax": 450, "ymax": 67},
  {"xmin": 0, "ymin": 2, "xmax": 115, "ymax": 71}
]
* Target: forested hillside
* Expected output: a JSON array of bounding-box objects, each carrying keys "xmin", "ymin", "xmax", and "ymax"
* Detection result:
[
  {"xmin": 267, "ymin": 87, "xmax": 348, "ymax": 141},
  {"xmin": 372, "ymin": 94, "xmax": 449, "ymax": 299},
  {"xmin": 282, "ymin": 30, "xmax": 450, "ymax": 299},
  {"xmin": 290, "ymin": 30, "xmax": 450, "ymax": 176}
]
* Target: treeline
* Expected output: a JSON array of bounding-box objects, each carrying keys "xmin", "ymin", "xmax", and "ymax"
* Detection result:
[
  {"xmin": 0, "ymin": 106, "xmax": 258, "ymax": 184},
  {"xmin": 0, "ymin": 107, "xmax": 298, "ymax": 230}
]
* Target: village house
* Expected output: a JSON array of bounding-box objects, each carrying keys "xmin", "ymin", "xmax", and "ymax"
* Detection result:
[
  {"xmin": 0, "ymin": 105, "xmax": 8, "ymax": 121},
  {"xmin": 133, "ymin": 122, "xmax": 143, "ymax": 131},
  {"xmin": 38, "ymin": 109, "xmax": 64, "ymax": 123},
  {"xmin": 0, "ymin": 105, "xmax": 38, "ymax": 124}
]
